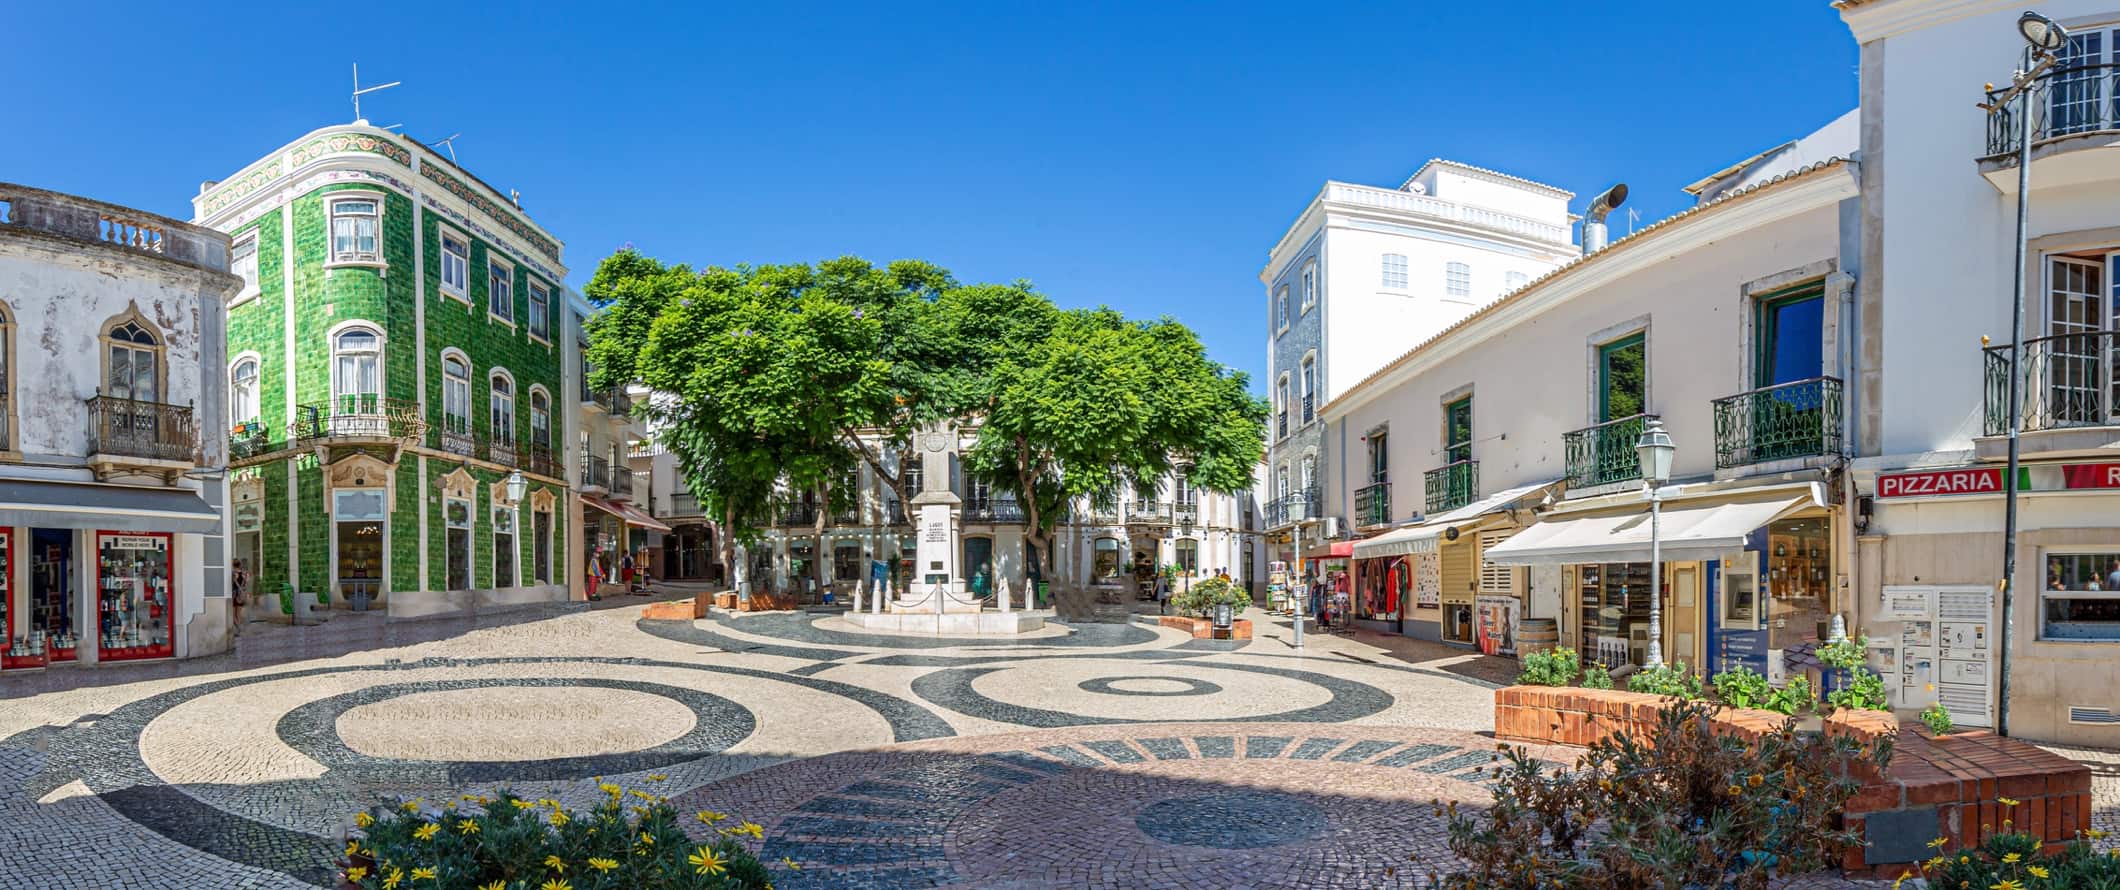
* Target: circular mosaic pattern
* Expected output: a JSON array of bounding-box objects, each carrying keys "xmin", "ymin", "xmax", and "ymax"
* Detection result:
[
  {"xmin": 339, "ymin": 686, "xmax": 696, "ymax": 761},
  {"xmin": 1078, "ymin": 676, "xmax": 1223, "ymax": 697},
  {"xmin": 278, "ymin": 678, "xmax": 754, "ymax": 782},
  {"xmin": 1135, "ymin": 790, "xmax": 1328, "ymax": 848},
  {"xmin": 913, "ymin": 659, "xmax": 1391, "ymax": 727}
]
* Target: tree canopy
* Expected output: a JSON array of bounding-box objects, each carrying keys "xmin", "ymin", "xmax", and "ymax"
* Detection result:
[{"xmin": 583, "ymin": 248, "xmax": 1266, "ymax": 584}]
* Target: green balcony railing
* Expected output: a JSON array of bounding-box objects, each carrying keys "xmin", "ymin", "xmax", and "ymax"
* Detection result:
[
  {"xmin": 1712, "ymin": 376, "xmax": 1843, "ymax": 468},
  {"xmin": 1353, "ymin": 480, "xmax": 1391, "ymax": 528},
  {"xmin": 1424, "ymin": 460, "xmax": 1478, "ymax": 514},
  {"xmin": 1563, "ymin": 414, "xmax": 1655, "ymax": 488}
]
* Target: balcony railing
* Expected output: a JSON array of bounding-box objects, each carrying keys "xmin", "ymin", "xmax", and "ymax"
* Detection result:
[
  {"xmin": 524, "ymin": 442, "xmax": 562, "ymax": 479},
  {"xmin": 293, "ymin": 395, "xmax": 425, "ymax": 443},
  {"xmin": 1321, "ymin": 182, "xmax": 1571, "ymax": 245},
  {"xmin": 627, "ymin": 441, "xmax": 660, "ymax": 458},
  {"xmin": 780, "ymin": 503, "xmax": 818, "ymax": 526},
  {"xmin": 485, "ymin": 437, "xmax": 518, "ymax": 467},
  {"xmin": 1353, "ymin": 480, "xmax": 1391, "ymax": 528},
  {"xmin": 581, "ymin": 452, "xmax": 611, "ymax": 490},
  {"xmin": 1424, "ymin": 460, "xmax": 1478, "ymax": 514},
  {"xmin": 87, "ymin": 395, "xmax": 196, "ymax": 463},
  {"xmin": 1985, "ymin": 332, "xmax": 2120, "ymax": 434},
  {"xmin": 1712, "ymin": 376, "xmax": 1844, "ymax": 468},
  {"xmin": 1302, "ymin": 393, "xmax": 1314, "ymax": 424},
  {"xmin": 966, "ymin": 495, "xmax": 1026, "ymax": 523},
  {"xmin": 1984, "ymin": 62, "xmax": 2120, "ymax": 159},
  {"xmin": 1128, "ymin": 500, "xmax": 1173, "ymax": 526},
  {"xmin": 230, "ymin": 420, "xmax": 277, "ymax": 461},
  {"xmin": 439, "ymin": 427, "xmax": 477, "ymax": 458},
  {"xmin": 1173, "ymin": 499, "xmax": 1198, "ymax": 527},
  {"xmin": 1264, "ymin": 488, "xmax": 1318, "ymax": 528},
  {"xmin": 587, "ymin": 385, "xmax": 631, "ymax": 415},
  {"xmin": 610, "ymin": 466, "xmax": 636, "ymax": 499},
  {"xmin": 1563, "ymin": 413, "xmax": 1656, "ymax": 488},
  {"xmin": 1277, "ymin": 411, "xmax": 1288, "ymax": 439},
  {"xmin": 669, "ymin": 492, "xmax": 703, "ymax": 517}
]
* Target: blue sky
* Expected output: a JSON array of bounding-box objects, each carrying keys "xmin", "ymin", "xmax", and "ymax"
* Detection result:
[{"xmin": 3, "ymin": 3, "xmax": 1856, "ymax": 392}]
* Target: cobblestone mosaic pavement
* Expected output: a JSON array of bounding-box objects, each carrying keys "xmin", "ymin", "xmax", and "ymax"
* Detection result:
[{"xmin": 0, "ymin": 597, "xmax": 2067, "ymax": 887}]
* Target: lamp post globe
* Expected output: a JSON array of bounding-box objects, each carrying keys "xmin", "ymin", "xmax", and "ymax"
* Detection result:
[
  {"xmin": 1634, "ymin": 419, "xmax": 1675, "ymax": 669},
  {"xmin": 504, "ymin": 469, "xmax": 528, "ymax": 505},
  {"xmin": 2018, "ymin": 11, "xmax": 2068, "ymax": 53},
  {"xmin": 1634, "ymin": 418, "xmax": 1674, "ymax": 486}
]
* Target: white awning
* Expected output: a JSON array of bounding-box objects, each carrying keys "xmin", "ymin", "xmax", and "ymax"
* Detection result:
[
  {"xmin": 1351, "ymin": 479, "xmax": 1559, "ymax": 560},
  {"xmin": 1481, "ymin": 485, "xmax": 1824, "ymax": 567}
]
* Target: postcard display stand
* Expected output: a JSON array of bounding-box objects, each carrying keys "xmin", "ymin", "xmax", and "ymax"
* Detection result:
[
  {"xmin": 97, "ymin": 532, "xmax": 174, "ymax": 661},
  {"xmin": 0, "ymin": 531, "xmax": 27, "ymax": 669}
]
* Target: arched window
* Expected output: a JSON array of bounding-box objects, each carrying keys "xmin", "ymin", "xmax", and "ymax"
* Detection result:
[
  {"xmin": 230, "ymin": 358, "xmax": 260, "ymax": 424},
  {"xmin": 105, "ymin": 318, "xmax": 161, "ymax": 403},
  {"xmin": 1445, "ymin": 261, "xmax": 1472, "ymax": 298},
  {"xmin": 529, "ymin": 387, "xmax": 551, "ymax": 450},
  {"xmin": 331, "ymin": 326, "xmax": 381, "ymax": 407},
  {"xmin": 1093, "ymin": 537, "xmax": 1121, "ymax": 580},
  {"xmin": 1276, "ymin": 286, "xmax": 1290, "ymax": 333},
  {"xmin": 441, "ymin": 353, "xmax": 472, "ymax": 453},
  {"xmin": 490, "ymin": 371, "xmax": 515, "ymax": 444},
  {"xmin": 1301, "ymin": 259, "xmax": 1318, "ymax": 310}
]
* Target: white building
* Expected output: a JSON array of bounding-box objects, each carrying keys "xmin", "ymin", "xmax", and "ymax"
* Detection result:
[
  {"xmin": 1258, "ymin": 161, "xmax": 1578, "ymax": 563},
  {"xmin": 0, "ymin": 184, "xmax": 238, "ymax": 668},
  {"xmin": 568, "ymin": 292, "xmax": 658, "ymax": 600}
]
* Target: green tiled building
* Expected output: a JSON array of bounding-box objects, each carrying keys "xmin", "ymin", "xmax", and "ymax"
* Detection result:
[{"xmin": 195, "ymin": 124, "xmax": 573, "ymax": 614}]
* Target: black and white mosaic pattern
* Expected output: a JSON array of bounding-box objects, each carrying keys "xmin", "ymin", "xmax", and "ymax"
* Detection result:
[{"xmin": 1077, "ymin": 675, "xmax": 1223, "ymax": 697}]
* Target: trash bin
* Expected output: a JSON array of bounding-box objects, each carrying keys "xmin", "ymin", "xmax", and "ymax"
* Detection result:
[{"xmin": 1212, "ymin": 603, "xmax": 1233, "ymax": 640}]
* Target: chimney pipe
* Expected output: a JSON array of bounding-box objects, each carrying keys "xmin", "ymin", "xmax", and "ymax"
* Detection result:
[{"xmin": 1581, "ymin": 183, "xmax": 1629, "ymax": 255}]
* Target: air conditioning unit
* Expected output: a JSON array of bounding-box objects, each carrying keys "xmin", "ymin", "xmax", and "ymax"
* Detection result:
[{"xmin": 1322, "ymin": 516, "xmax": 1340, "ymax": 539}]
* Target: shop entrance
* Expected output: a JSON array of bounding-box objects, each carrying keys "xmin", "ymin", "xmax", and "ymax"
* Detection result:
[
  {"xmin": 29, "ymin": 529, "xmax": 77, "ymax": 663},
  {"xmin": 1669, "ymin": 565, "xmax": 1703, "ymax": 669}
]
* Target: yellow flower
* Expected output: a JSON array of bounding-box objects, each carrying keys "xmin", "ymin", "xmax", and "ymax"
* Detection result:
[
  {"xmin": 1747, "ymin": 774, "xmax": 1764, "ymax": 788},
  {"xmin": 588, "ymin": 857, "xmax": 619, "ymax": 873},
  {"xmin": 413, "ymin": 822, "xmax": 439, "ymax": 841},
  {"xmin": 480, "ymin": 883, "xmax": 504, "ymax": 890},
  {"xmin": 740, "ymin": 821, "xmax": 766, "ymax": 839},
  {"xmin": 696, "ymin": 810, "xmax": 728, "ymax": 824},
  {"xmin": 346, "ymin": 866, "xmax": 369, "ymax": 882},
  {"xmin": 2002, "ymin": 852, "xmax": 2022, "ymax": 864},
  {"xmin": 1993, "ymin": 880, "xmax": 2024, "ymax": 890},
  {"xmin": 411, "ymin": 866, "xmax": 436, "ymax": 881},
  {"xmin": 383, "ymin": 868, "xmax": 405, "ymax": 890},
  {"xmin": 629, "ymin": 789, "xmax": 657, "ymax": 802},
  {"xmin": 541, "ymin": 881, "xmax": 572, "ymax": 890},
  {"xmin": 401, "ymin": 798, "xmax": 422, "ymax": 813},
  {"xmin": 1999, "ymin": 797, "xmax": 2021, "ymax": 808},
  {"xmin": 1726, "ymin": 785, "xmax": 1742, "ymax": 796},
  {"xmin": 1928, "ymin": 837, "xmax": 1949, "ymax": 849},
  {"xmin": 647, "ymin": 773, "xmax": 668, "ymax": 782},
  {"xmin": 2089, "ymin": 828, "xmax": 2110, "ymax": 840},
  {"xmin": 458, "ymin": 819, "xmax": 479, "ymax": 835},
  {"xmin": 549, "ymin": 810, "xmax": 570, "ymax": 827},
  {"xmin": 638, "ymin": 833, "xmax": 655, "ymax": 846},
  {"xmin": 599, "ymin": 783, "xmax": 622, "ymax": 798},
  {"xmin": 354, "ymin": 812, "xmax": 375, "ymax": 828},
  {"xmin": 460, "ymin": 794, "xmax": 480, "ymax": 802},
  {"xmin": 782, "ymin": 856, "xmax": 803, "ymax": 871},
  {"xmin": 1929, "ymin": 855, "xmax": 1947, "ymax": 868},
  {"xmin": 690, "ymin": 846, "xmax": 728, "ymax": 876},
  {"xmin": 2029, "ymin": 866, "xmax": 2051, "ymax": 879},
  {"xmin": 544, "ymin": 854, "xmax": 567, "ymax": 873},
  {"xmin": 345, "ymin": 840, "xmax": 362, "ymax": 857},
  {"xmin": 1894, "ymin": 873, "xmax": 1909, "ymax": 890}
]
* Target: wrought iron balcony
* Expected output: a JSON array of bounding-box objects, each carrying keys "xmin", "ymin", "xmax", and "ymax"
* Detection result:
[
  {"xmin": 580, "ymin": 452, "xmax": 611, "ymax": 491},
  {"xmin": 966, "ymin": 495, "xmax": 1026, "ymax": 523},
  {"xmin": 1424, "ymin": 460, "xmax": 1478, "ymax": 514},
  {"xmin": 86, "ymin": 394, "xmax": 195, "ymax": 463},
  {"xmin": 1983, "ymin": 62, "xmax": 2120, "ymax": 159},
  {"xmin": 669, "ymin": 492, "xmax": 703, "ymax": 517},
  {"xmin": 1985, "ymin": 332, "xmax": 2120, "ymax": 434},
  {"xmin": 230, "ymin": 419, "xmax": 277, "ymax": 462},
  {"xmin": 586, "ymin": 385, "xmax": 631, "ymax": 415},
  {"xmin": 610, "ymin": 467, "xmax": 636, "ymax": 500},
  {"xmin": 1264, "ymin": 488, "xmax": 1318, "ymax": 528},
  {"xmin": 293, "ymin": 395, "xmax": 425, "ymax": 443},
  {"xmin": 1712, "ymin": 376, "xmax": 1843, "ymax": 468},
  {"xmin": 1277, "ymin": 411, "xmax": 1288, "ymax": 439},
  {"xmin": 1173, "ymin": 499, "xmax": 1198, "ymax": 527},
  {"xmin": 1564, "ymin": 413, "xmax": 1656, "ymax": 488},
  {"xmin": 439, "ymin": 427, "xmax": 477, "ymax": 458},
  {"xmin": 485, "ymin": 437, "xmax": 518, "ymax": 467},
  {"xmin": 1353, "ymin": 480, "xmax": 1392, "ymax": 528},
  {"xmin": 524, "ymin": 443, "xmax": 563, "ymax": 479},
  {"xmin": 1302, "ymin": 393, "xmax": 1315, "ymax": 424},
  {"xmin": 779, "ymin": 503, "xmax": 818, "ymax": 526}
]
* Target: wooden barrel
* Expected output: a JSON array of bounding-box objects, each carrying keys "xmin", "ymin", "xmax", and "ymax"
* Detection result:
[{"xmin": 1518, "ymin": 619, "xmax": 1559, "ymax": 657}]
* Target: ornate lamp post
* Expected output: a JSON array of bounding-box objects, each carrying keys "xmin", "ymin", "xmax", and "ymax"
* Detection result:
[
  {"xmin": 1634, "ymin": 419, "xmax": 1675, "ymax": 670},
  {"xmin": 504, "ymin": 469, "xmax": 528, "ymax": 505}
]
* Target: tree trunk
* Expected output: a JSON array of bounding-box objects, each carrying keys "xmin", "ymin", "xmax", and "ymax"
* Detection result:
[{"xmin": 719, "ymin": 503, "xmax": 742, "ymax": 600}]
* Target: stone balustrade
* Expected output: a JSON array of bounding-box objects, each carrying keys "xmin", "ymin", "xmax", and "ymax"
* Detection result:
[{"xmin": 0, "ymin": 182, "xmax": 231, "ymax": 274}]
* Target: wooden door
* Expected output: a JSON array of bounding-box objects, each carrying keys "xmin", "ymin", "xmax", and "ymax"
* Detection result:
[{"xmin": 1668, "ymin": 564, "xmax": 1703, "ymax": 670}]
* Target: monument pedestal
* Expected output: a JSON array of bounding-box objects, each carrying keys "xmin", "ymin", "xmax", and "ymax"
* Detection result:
[{"xmin": 843, "ymin": 609, "xmax": 1046, "ymax": 635}]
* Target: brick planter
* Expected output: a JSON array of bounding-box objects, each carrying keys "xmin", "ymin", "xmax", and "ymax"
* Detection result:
[
  {"xmin": 1492, "ymin": 685, "xmax": 2092, "ymax": 878},
  {"xmin": 640, "ymin": 592, "xmax": 710, "ymax": 621},
  {"xmin": 1156, "ymin": 615, "xmax": 1252, "ymax": 639}
]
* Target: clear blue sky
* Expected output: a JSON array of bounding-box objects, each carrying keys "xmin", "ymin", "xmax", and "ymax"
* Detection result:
[{"xmin": 4, "ymin": 3, "xmax": 1855, "ymax": 393}]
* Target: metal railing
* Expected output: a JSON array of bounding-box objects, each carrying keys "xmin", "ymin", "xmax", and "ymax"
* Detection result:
[
  {"xmin": 1353, "ymin": 480, "xmax": 1391, "ymax": 528},
  {"xmin": 485, "ymin": 437, "xmax": 518, "ymax": 467},
  {"xmin": 1712, "ymin": 376, "xmax": 1844, "ymax": 468},
  {"xmin": 1277, "ymin": 411, "xmax": 1288, "ymax": 439},
  {"xmin": 588, "ymin": 386, "xmax": 631, "ymax": 415},
  {"xmin": 966, "ymin": 495, "xmax": 1026, "ymax": 522},
  {"xmin": 230, "ymin": 420, "xmax": 276, "ymax": 461},
  {"xmin": 293, "ymin": 395, "xmax": 425, "ymax": 443},
  {"xmin": 669, "ymin": 492, "xmax": 703, "ymax": 517},
  {"xmin": 87, "ymin": 394, "xmax": 196, "ymax": 462},
  {"xmin": 1984, "ymin": 61, "xmax": 2120, "ymax": 159},
  {"xmin": 1302, "ymin": 393, "xmax": 1314, "ymax": 424},
  {"xmin": 1985, "ymin": 331, "xmax": 2120, "ymax": 434},
  {"xmin": 524, "ymin": 443, "xmax": 562, "ymax": 479},
  {"xmin": 1563, "ymin": 413, "xmax": 1656, "ymax": 488},
  {"xmin": 610, "ymin": 466, "xmax": 636, "ymax": 499},
  {"xmin": 1424, "ymin": 460, "xmax": 1478, "ymax": 514},
  {"xmin": 1127, "ymin": 500, "xmax": 1173, "ymax": 526},
  {"xmin": 581, "ymin": 452, "xmax": 610, "ymax": 490},
  {"xmin": 439, "ymin": 427, "xmax": 477, "ymax": 457},
  {"xmin": 1264, "ymin": 488, "xmax": 1318, "ymax": 528},
  {"xmin": 779, "ymin": 503, "xmax": 818, "ymax": 526},
  {"xmin": 1173, "ymin": 499, "xmax": 1198, "ymax": 527}
]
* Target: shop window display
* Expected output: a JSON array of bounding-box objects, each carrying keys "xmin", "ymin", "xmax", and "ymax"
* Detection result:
[
  {"xmin": 1093, "ymin": 538, "xmax": 1121, "ymax": 581},
  {"xmin": 2044, "ymin": 551, "xmax": 2120, "ymax": 641},
  {"xmin": 97, "ymin": 532, "xmax": 173, "ymax": 661},
  {"xmin": 23, "ymin": 530, "xmax": 77, "ymax": 664},
  {"xmin": 1578, "ymin": 562, "xmax": 1652, "ymax": 668},
  {"xmin": 0, "ymin": 532, "xmax": 28, "ymax": 669},
  {"xmin": 1357, "ymin": 558, "xmax": 1403, "ymax": 622},
  {"xmin": 833, "ymin": 541, "xmax": 862, "ymax": 582},
  {"xmin": 1764, "ymin": 517, "xmax": 1831, "ymax": 650}
]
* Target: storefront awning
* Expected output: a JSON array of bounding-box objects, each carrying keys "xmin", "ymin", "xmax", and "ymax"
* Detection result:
[
  {"xmin": 1481, "ymin": 483, "xmax": 1825, "ymax": 567},
  {"xmin": 1351, "ymin": 479, "xmax": 1560, "ymax": 560},
  {"xmin": 0, "ymin": 479, "xmax": 220, "ymax": 534},
  {"xmin": 582, "ymin": 495, "xmax": 672, "ymax": 533},
  {"xmin": 1303, "ymin": 540, "xmax": 1354, "ymax": 559}
]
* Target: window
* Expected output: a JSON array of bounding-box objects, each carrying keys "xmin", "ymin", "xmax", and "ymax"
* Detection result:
[
  {"xmin": 533, "ymin": 506, "xmax": 553, "ymax": 584},
  {"xmin": 230, "ymin": 358, "xmax": 260, "ymax": 424},
  {"xmin": 1276, "ymin": 286, "xmax": 1291, "ymax": 332},
  {"xmin": 1300, "ymin": 355, "xmax": 1315, "ymax": 422},
  {"xmin": 488, "ymin": 262, "xmax": 514, "ymax": 322},
  {"xmin": 1276, "ymin": 465, "xmax": 1289, "ymax": 502},
  {"xmin": 2044, "ymin": 551, "xmax": 2120, "ymax": 640},
  {"xmin": 445, "ymin": 498, "xmax": 472, "ymax": 590},
  {"xmin": 1598, "ymin": 332, "xmax": 1647, "ymax": 421},
  {"xmin": 1175, "ymin": 538, "xmax": 1199, "ymax": 574},
  {"xmin": 331, "ymin": 327, "xmax": 380, "ymax": 408},
  {"xmin": 439, "ymin": 231, "xmax": 469, "ymax": 296},
  {"xmin": 1756, "ymin": 285, "xmax": 1825, "ymax": 388},
  {"xmin": 1276, "ymin": 374, "xmax": 1291, "ymax": 437},
  {"xmin": 493, "ymin": 504, "xmax": 517, "ymax": 588},
  {"xmin": 1367, "ymin": 431, "xmax": 1388, "ymax": 484},
  {"xmin": 490, "ymin": 372, "xmax": 515, "ymax": 444},
  {"xmin": 2051, "ymin": 31, "xmax": 2117, "ymax": 136},
  {"xmin": 328, "ymin": 196, "xmax": 380, "ymax": 263},
  {"xmin": 1300, "ymin": 455, "xmax": 1315, "ymax": 492},
  {"xmin": 529, "ymin": 388, "xmax": 551, "ymax": 449},
  {"xmin": 1445, "ymin": 262, "xmax": 1472, "ymax": 298},
  {"xmin": 528, "ymin": 281, "xmax": 550, "ymax": 339},
  {"xmin": 1093, "ymin": 537, "xmax": 1121, "ymax": 580},
  {"xmin": 1505, "ymin": 270, "xmax": 1529, "ymax": 292},
  {"xmin": 1381, "ymin": 253, "xmax": 1408, "ymax": 289},
  {"xmin": 1174, "ymin": 472, "xmax": 1195, "ymax": 506},
  {"xmin": 232, "ymin": 233, "xmax": 259, "ymax": 298},
  {"xmin": 106, "ymin": 319, "xmax": 160, "ymax": 403},
  {"xmin": 442, "ymin": 354, "xmax": 471, "ymax": 436},
  {"xmin": 834, "ymin": 541, "xmax": 862, "ymax": 581},
  {"xmin": 1301, "ymin": 260, "xmax": 1318, "ymax": 310},
  {"xmin": 1444, "ymin": 396, "xmax": 1473, "ymax": 464}
]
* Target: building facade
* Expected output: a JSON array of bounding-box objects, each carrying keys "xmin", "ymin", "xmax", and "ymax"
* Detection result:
[
  {"xmin": 198, "ymin": 125, "xmax": 574, "ymax": 618},
  {"xmin": 568, "ymin": 293, "xmax": 657, "ymax": 600},
  {"xmin": 0, "ymin": 184, "xmax": 237, "ymax": 668},
  {"xmin": 1259, "ymin": 162, "xmax": 1578, "ymax": 565}
]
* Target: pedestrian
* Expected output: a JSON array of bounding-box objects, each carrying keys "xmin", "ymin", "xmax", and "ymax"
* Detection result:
[
  {"xmin": 1155, "ymin": 572, "xmax": 1171, "ymax": 615},
  {"xmin": 231, "ymin": 559, "xmax": 249, "ymax": 632},
  {"xmin": 2106, "ymin": 560, "xmax": 2120, "ymax": 592},
  {"xmin": 587, "ymin": 551, "xmax": 603, "ymax": 601}
]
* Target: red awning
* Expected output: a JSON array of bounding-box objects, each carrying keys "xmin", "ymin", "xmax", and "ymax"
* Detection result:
[
  {"xmin": 1302, "ymin": 540, "xmax": 1355, "ymax": 559},
  {"xmin": 583, "ymin": 495, "xmax": 672, "ymax": 533}
]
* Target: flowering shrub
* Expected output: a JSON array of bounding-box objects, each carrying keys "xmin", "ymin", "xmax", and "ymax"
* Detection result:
[
  {"xmin": 1425, "ymin": 698, "xmax": 1892, "ymax": 889},
  {"xmin": 1171, "ymin": 576, "xmax": 1247, "ymax": 618},
  {"xmin": 1920, "ymin": 701, "xmax": 1954, "ymax": 737},
  {"xmin": 1897, "ymin": 815, "xmax": 2117, "ymax": 889},
  {"xmin": 1626, "ymin": 663, "xmax": 1704, "ymax": 700},
  {"xmin": 345, "ymin": 782, "xmax": 772, "ymax": 890},
  {"xmin": 1515, "ymin": 646, "xmax": 1581, "ymax": 687},
  {"xmin": 1580, "ymin": 662, "xmax": 1614, "ymax": 690}
]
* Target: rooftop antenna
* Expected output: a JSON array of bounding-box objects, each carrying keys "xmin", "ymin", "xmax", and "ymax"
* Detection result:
[
  {"xmin": 350, "ymin": 62, "xmax": 401, "ymax": 125},
  {"xmin": 1627, "ymin": 207, "xmax": 1641, "ymax": 235},
  {"xmin": 379, "ymin": 123, "xmax": 404, "ymax": 132},
  {"xmin": 431, "ymin": 133, "xmax": 461, "ymax": 163}
]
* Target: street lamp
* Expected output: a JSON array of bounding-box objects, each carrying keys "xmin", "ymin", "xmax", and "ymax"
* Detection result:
[
  {"xmin": 504, "ymin": 469, "xmax": 528, "ymax": 505},
  {"xmin": 1992, "ymin": 9, "xmax": 2069, "ymax": 738},
  {"xmin": 1635, "ymin": 419, "xmax": 1675, "ymax": 670}
]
